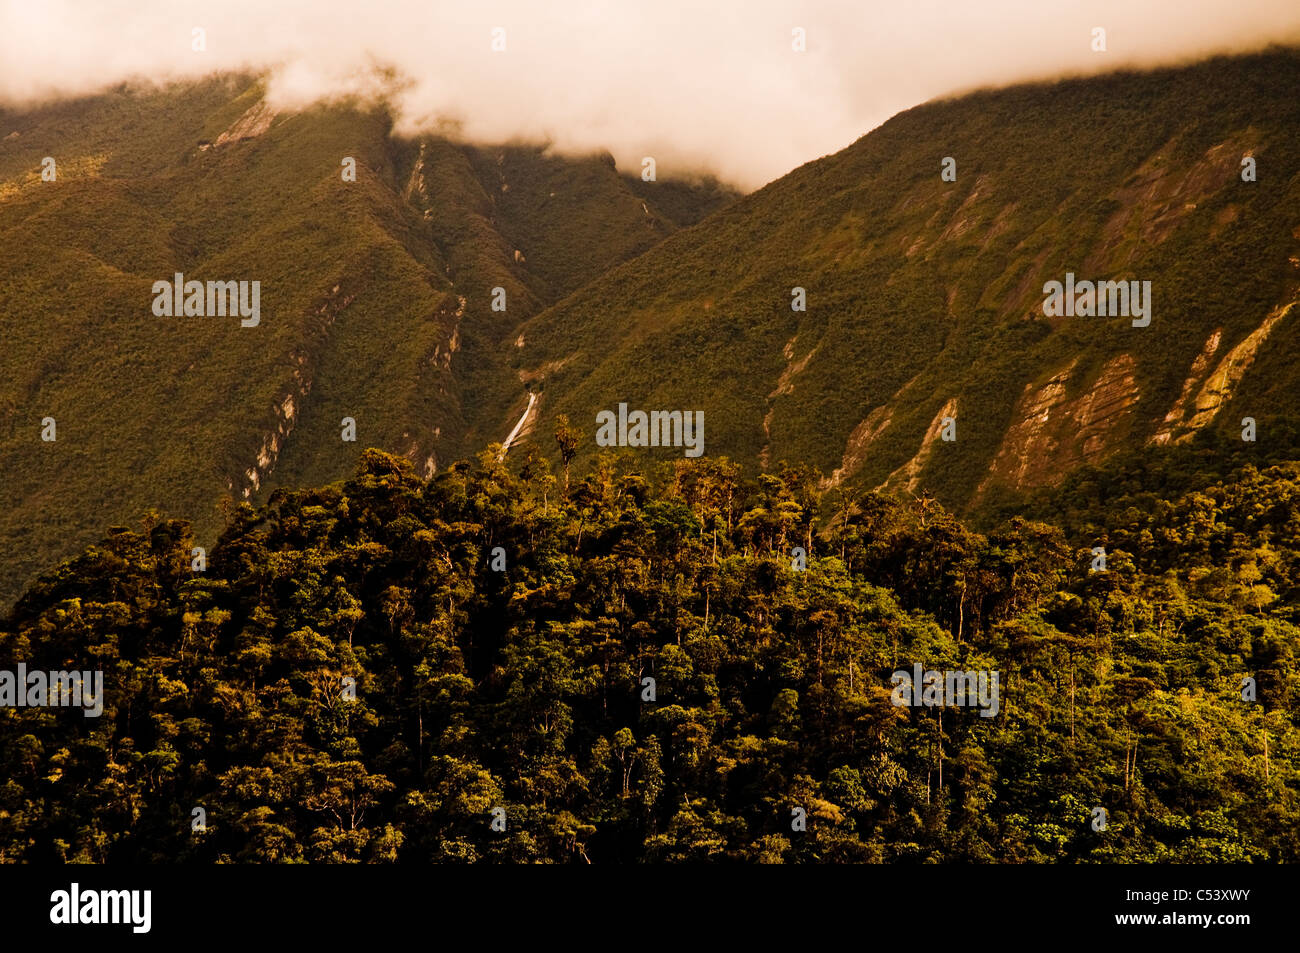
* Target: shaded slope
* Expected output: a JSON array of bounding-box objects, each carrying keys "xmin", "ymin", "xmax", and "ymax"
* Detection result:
[{"xmin": 0, "ymin": 76, "xmax": 738, "ymax": 604}]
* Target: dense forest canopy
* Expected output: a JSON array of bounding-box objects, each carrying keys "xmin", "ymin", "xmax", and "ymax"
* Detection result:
[{"xmin": 1, "ymin": 444, "xmax": 1296, "ymax": 863}]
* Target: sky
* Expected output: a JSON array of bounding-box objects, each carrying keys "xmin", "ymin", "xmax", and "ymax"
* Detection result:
[{"xmin": 2, "ymin": 0, "xmax": 1298, "ymax": 189}]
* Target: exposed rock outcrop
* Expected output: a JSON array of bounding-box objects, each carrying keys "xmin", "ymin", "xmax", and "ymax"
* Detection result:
[
  {"xmin": 1173, "ymin": 301, "xmax": 1294, "ymax": 440},
  {"xmin": 881, "ymin": 397, "xmax": 959, "ymax": 494},
  {"xmin": 980, "ymin": 354, "xmax": 1140, "ymax": 493},
  {"xmin": 761, "ymin": 335, "xmax": 820, "ymax": 468},
  {"xmin": 211, "ymin": 99, "xmax": 277, "ymax": 148},
  {"xmin": 235, "ymin": 284, "xmax": 353, "ymax": 499}
]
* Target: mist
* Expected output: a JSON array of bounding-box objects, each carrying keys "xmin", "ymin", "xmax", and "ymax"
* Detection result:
[{"xmin": 2, "ymin": 0, "xmax": 1298, "ymax": 189}]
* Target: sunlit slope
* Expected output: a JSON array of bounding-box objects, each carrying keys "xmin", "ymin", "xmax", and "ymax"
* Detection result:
[{"xmin": 516, "ymin": 50, "xmax": 1300, "ymax": 512}]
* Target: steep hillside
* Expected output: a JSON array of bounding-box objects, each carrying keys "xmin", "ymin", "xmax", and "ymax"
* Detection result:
[
  {"xmin": 514, "ymin": 50, "xmax": 1300, "ymax": 513},
  {"xmin": 0, "ymin": 75, "xmax": 737, "ymax": 605}
]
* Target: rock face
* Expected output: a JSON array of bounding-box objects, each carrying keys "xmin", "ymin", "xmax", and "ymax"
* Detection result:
[
  {"xmin": 884, "ymin": 397, "xmax": 959, "ymax": 494},
  {"xmin": 236, "ymin": 286, "xmax": 355, "ymax": 500},
  {"xmin": 980, "ymin": 355, "xmax": 1140, "ymax": 494},
  {"xmin": 213, "ymin": 99, "xmax": 277, "ymax": 147},
  {"xmin": 761, "ymin": 335, "xmax": 820, "ymax": 469},
  {"xmin": 1084, "ymin": 136, "xmax": 1255, "ymax": 271},
  {"xmin": 828, "ymin": 405, "xmax": 893, "ymax": 488},
  {"xmin": 1164, "ymin": 301, "xmax": 1294, "ymax": 442},
  {"xmin": 1152, "ymin": 330, "xmax": 1224, "ymax": 445}
]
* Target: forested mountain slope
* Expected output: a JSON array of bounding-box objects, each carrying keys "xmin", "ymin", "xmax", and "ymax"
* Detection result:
[
  {"xmin": 516, "ymin": 50, "xmax": 1300, "ymax": 515},
  {"xmin": 0, "ymin": 75, "xmax": 735, "ymax": 605}
]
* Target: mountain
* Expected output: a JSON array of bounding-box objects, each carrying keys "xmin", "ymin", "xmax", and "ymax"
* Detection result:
[
  {"xmin": 6, "ymin": 50, "xmax": 1300, "ymax": 608},
  {"xmin": 513, "ymin": 49, "xmax": 1300, "ymax": 516},
  {"xmin": 4, "ymin": 49, "xmax": 1300, "ymax": 868},
  {"xmin": 0, "ymin": 75, "xmax": 736, "ymax": 605}
]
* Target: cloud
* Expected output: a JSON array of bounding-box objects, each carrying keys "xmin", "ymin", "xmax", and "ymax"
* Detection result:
[{"xmin": 2, "ymin": 0, "xmax": 1298, "ymax": 189}]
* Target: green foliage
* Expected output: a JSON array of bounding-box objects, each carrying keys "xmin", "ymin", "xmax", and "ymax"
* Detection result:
[
  {"xmin": 516, "ymin": 49, "xmax": 1300, "ymax": 509},
  {"xmin": 2, "ymin": 448, "xmax": 1296, "ymax": 862},
  {"xmin": 0, "ymin": 77, "xmax": 738, "ymax": 608}
]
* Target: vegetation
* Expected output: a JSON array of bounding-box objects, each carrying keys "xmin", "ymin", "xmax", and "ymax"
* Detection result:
[
  {"xmin": 1, "ymin": 446, "xmax": 1295, "ymax": 863},
  {"xmin": 0, "ymin": 76, "xmax": 736, "ymax": 607},
  {"xmin": 516, "ymin": 49, "xmax": 1300, "ymax": 504},
  {"xmin": 3, "ymin": 51, "xmax": 1298, "ymax": 865}
]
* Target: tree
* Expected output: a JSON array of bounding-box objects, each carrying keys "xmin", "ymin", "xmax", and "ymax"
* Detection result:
[{"xmin": 554, "ymin": 415, "xmax": 579, "ymax": 494}]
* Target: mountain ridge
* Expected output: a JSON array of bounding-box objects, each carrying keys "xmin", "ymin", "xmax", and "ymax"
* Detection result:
[
  {"xmin": 511, "ymin": 49, "xmax": 1300, "ymax": 518},
  {"xmin": 0, "ymin": 74, "xmax": 736, "ymax": 605}
]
